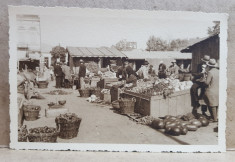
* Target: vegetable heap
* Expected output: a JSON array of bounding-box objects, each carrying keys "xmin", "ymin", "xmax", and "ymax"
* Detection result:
[
  {"xmin": 29, "ymin": 126, "xmax": 57, "ymax": 134},
  {"xmin": 23, "ymin": 105, "xmax": 41, "ymax": 111},
  {"xmin": 18, "ymin": 125, "xmax": 28, "ymax": 142},
  {"xmin": 55, "ymin": 113, "xmax": 81, "ymax": 124},
  {"xmin": 48, "ymin": 90, "xmax": 70, "ymax": 95},
  {"xmin": 150, "ymin": 114, "xmax": 209, "ymax": 136}
]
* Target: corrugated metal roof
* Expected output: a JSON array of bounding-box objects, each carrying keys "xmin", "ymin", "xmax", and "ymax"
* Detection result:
[
  {"xmin": 122, "ymin": 49, "xmax": 192, "ymax": 60},
  {"xmin": 67, "ymin": 47, "xmax": 127, "ymax": 58}
]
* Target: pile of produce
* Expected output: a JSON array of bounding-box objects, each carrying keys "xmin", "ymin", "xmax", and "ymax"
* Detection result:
[
  {"xmin": 55, "ymin": 113, "xmax": 81, "ymax": 124},
  {"xmin": 28, "ymin": 126, "xmax": 58, "ymax": 142},
  {"xmin": 101, "ymin": 89, "xmax": 110, "ymax": 94},
  {"xmin": 18, "ymin": 125, "xmax": 28, "ymax": 142},
  {"xmin": 29, "ymin": 126, "xmax": 58, "ymax": 134},
  {"xmin": 150, "ymin": 114, "xmax": 209, "ymax": 136},
  {"xmin": 102, "ymin": 71, "xmax": 116, "ymax": 78},
  {"xmin": 47, "ymin": 90, "xmax": 71, "ymax": 95},
  {"xmin": 85, "ymin": 61, "xmax": 99, "ymax": 74},
  {"xmin": 23, "ymin": 105, "xmax": 41, "ymax": 111}
]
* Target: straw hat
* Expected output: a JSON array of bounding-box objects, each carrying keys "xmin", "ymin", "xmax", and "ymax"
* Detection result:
[
  {"xmin": 206, "ymin": 59, "xmax": 218, "ymax": 67},
  {"xmin": 171, "ymin": 60, "xmax": 176, "ymax": 63},
  {"xmin": 201, "ymin": 55, "xmax": 210, "ymax": 63},
  {"xmin": 80, "ymin": 59, "xmax": 84, "ymax": 63}
]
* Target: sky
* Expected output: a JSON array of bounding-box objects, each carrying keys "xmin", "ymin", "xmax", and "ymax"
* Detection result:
[{"xmin": 38, "ymin": 9, "xmax": 215, "ymax": 51}]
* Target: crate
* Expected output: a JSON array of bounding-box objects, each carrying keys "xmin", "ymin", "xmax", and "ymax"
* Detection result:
[
  {"xmin": 90, "ymin": 77, "xmax": 100, "ymax": 87},
  {"xmin": 100, "ymin": 93, "xmax": 111, "ymax": 104},
  {"xmin": 110, "ymin": 86, "xmax": 121, "ymax": 102},
  {"xmin": 122, "ymin": 89, "xmax": 192, "ymax": 118}
]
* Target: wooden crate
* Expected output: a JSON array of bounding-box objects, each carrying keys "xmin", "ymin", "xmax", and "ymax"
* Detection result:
[
  {"xmin": 97, "ymin": 78, "xmax": 119, "ymax": 89},
  {"xmin": 123, "ymin": 89, "xmax": 192, "ymax": 118}
]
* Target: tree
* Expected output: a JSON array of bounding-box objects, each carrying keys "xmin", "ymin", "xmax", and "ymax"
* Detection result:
[
  {"xmin": 50, "ymin": 45, "xmax": 67, "ymax": 59},
  {"xmin": 146, "ymin": 36, "xmax": 168, "ymax": 51},
  {"xmin": 208, "ymin": 21, "xmax": 220, "ymax": 36},
  {"xmin": 116, "ymin": 39, "xmax": 127, "ymax": 51}
]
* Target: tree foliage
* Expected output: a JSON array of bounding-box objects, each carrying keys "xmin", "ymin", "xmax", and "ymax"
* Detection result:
[
  {"xmin": 116, "ymin": 39, "xmax": 127, "ymax": 51},
  {"xmin": 208, "ymin": 21, "xmax": 220, "ymax": 36},
  {"xmin": 146, "ymin": 35, "xmax": 189, "ymax": 51},
  {"xmin": 50, "ymin": 46, "xmax": 67, "ymax": 59}
]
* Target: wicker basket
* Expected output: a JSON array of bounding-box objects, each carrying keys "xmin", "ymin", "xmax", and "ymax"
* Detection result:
[
  {"xmin": 56, "ymin": 119, "xmax": 82, "ymax": 139},
  {"xmin": 28, "ymin": 127, "xmax": 58, "ymax": 143},
  {"xmin": 36, "ymin": 81, "xmax": 49, "ymax": 89},
  {"xmin": 118, "ymin": 98, "xmax": 136, "ymax": 114},
  {"xmin": 90, "ymin": 88, "xmax": 101, "ymax": 97},
  {"xmin": 23, "ymin": 105, "xmax": 41, "ymax": 121},
  {"xmin": 112, "ymin": 100, "xmax": 120, "ymax": 109},
  {"xmin": 79, "ymin": 89, "xmax": 90, "ymax": 97}
]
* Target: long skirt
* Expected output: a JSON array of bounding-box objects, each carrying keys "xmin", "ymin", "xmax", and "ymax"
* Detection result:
[{"xmin": 56, "ymin": 76, "xmax": 62, "ymax": 88}]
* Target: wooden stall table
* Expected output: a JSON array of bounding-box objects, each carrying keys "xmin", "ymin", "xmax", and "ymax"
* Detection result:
[{"xmin": 122, "ymin": 89, "xmax": 192, "ymax": 118}]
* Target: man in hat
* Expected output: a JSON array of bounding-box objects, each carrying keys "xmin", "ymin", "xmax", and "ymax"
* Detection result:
[
  {"xmin": 201, "ymin": 58, "xmax": 219, "ymax": 122},
  {"xmin": 158, "ymin": 60, "xmax": 167, "ymax": 79},
  {"xmin": 191, "ymin": 55, "xmax": 210, "ymax": 117},
  {"xmin": 78, "ymin": 59, "xmax": 86, "ymax": 90}
]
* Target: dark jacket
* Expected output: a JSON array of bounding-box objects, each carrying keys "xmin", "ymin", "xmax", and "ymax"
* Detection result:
[
  {"xmin": 54, "ymin": 65, "xmax": 63, "ymax": 77},
  {"xmin": 79, "ymin": 64, "xmax": 86, "ymax": 78}
]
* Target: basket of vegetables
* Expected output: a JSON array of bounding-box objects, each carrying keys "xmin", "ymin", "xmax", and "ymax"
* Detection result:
[
  {"xmin": 79, "ymin": 88, "xmax": 90, "ymax": 97},
  {"xmin": 118, "ymin": 97, "xmax": 136, "ymax": 114},
  {"xmin": 18, "ymin": 125, "xmax": 28, "ymax": 142},
  {"xmin": 36, "ymin": 81, "xmax": 49, "ymax": 89},
  {"xmin": 23, "ymin": 105, "xmax": 41, "ymax": 121},
  {"xmin": 28, "ymin": 126, "xmax": 58, "ymax": 142},
  {"xmin": 55, "ymin": 113, "xmax": 82, "ymax": 139}
]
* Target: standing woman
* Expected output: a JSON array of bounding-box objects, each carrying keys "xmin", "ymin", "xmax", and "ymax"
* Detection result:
[{"xmin": 203, "ymin": 59, "xmax": 219, "ymax": 122}]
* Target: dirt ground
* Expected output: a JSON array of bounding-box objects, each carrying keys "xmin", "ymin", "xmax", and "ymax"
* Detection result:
[{"xmin": 22, "ymin": 80, "xmax": 218, "ymax": 145}]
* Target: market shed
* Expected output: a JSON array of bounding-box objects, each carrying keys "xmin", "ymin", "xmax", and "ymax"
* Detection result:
[
  {"xmin": 181, "ymin": 34, "xmax": 219, "ymax": 72},
  {"xmin": 67, "ymin": 47, "xmax": 127, "ymax": 69},
  {"xmin": 122, "ymin": 50, "xmax": 192, "ymax": 71}
]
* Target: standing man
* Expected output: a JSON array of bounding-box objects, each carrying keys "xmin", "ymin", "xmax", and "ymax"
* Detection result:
[
  {"xmin": 136, "ymin": 60, "xmax": 149, "ymax": 80},
  {"xmin": 116, "ymin": 61, "xmax": 128, "ymax": 81},
  {"xmin": 78, "ymin": 59, "xmax": 86, "ymax": 90},
  {"xmin": 191, "ymin": 55, "xmax": 210, "ymax": 117},
  {"xmin": 54, "ymin": 62, "xmax": 63, "ymax": 88},
  {"xmin": 158, "ymin": 61, "xmax": 167, "ymax": 79}
]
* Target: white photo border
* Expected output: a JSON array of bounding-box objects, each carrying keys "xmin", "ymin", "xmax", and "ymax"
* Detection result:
[{"xmin": 9, "ymin": 6, "xmax": 228, "ymax": 152}]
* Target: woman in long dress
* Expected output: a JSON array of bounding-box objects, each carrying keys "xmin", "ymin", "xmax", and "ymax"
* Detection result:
[{"xmin": 203, "ymin": 59, "xmax": 219, "ymax": 122}]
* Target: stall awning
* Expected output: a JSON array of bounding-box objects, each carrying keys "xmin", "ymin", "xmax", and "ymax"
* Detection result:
[
  {"xmin": 67, "ymin": 47, "xmax": 127, "ymax": 58},
  {"xmin": 122, "ymin": 50, "xmax": 192, "ymax": 60}
]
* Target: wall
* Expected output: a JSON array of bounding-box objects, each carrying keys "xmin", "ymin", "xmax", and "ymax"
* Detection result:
[{"xmin": 0, "ymin": 0, "xmax": 235, "ymax": 149}]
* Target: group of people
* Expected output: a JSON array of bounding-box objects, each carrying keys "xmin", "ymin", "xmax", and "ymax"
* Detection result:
[
  {"xmin": 190, "ymin": 55, "xmax": 219, "ymax": 122},
  {"xmin": 158, "ymin": 60, "xmax": 191, "ymax": 79},
  {"xmin": 53, "ymin": 60, "xmax": 87, "ymax": 89}
]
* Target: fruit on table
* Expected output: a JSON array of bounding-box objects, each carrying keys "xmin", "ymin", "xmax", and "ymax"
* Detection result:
[{"xmin": 186, "ymin": 124, "xmax": 198, "ymax": 131}]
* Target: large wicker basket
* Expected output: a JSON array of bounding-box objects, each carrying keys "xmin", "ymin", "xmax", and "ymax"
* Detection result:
[
  {"xmin": 55, "ymin": 114, "xmax": 82, "ymax": 139},
  {"xmin": 118, "ymin": 98, "xmax": 136, "ymax": 114},
  {"xmin": 23, "ymin": 105, "xmax": 41, "ymax": 121},
  {"xmin": 36, "ymin": 81, "xmax": 49, "ymax": 89},
  {"xmin": 79, "ymin": 89, "xmax": 90, "ymax": 97},
  {"xmin": 57, "ymin": 121, "xmax": 81, "ymax": 139},
  {"xmin": 28, "ymin": 127, "xmax": 58, "ymax": 143}
]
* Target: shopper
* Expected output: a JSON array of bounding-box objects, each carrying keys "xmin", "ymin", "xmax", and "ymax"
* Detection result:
[
  {"xmin": 62, "ymin": 63, "xmax": 72, "ymax": 88},
  {"xmin": 191, "ymin": 55, "xmax": 210, "ymax": 117},
  {"xmin": 78, "ymin": 59, "xmax": 86, "ymax": 90},
  {"xmin": 54, "ymin": 62, "xmax": 63, "ymax": 88},
  {"xmin": 202, "ymin": 59, "xmax": 219, "ymax": 122},
  {"xmin": 158, "ymin": 61, "xmax": 167, "ymax": 79},
  {"xmin": 168, "ymin": 60, "xmax": 179, "ymax": 78}
]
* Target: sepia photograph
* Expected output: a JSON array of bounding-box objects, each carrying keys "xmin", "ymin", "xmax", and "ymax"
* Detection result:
[{"xmin": 9, "ymin": 6, "xmax": 228, "ymax": 152}]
